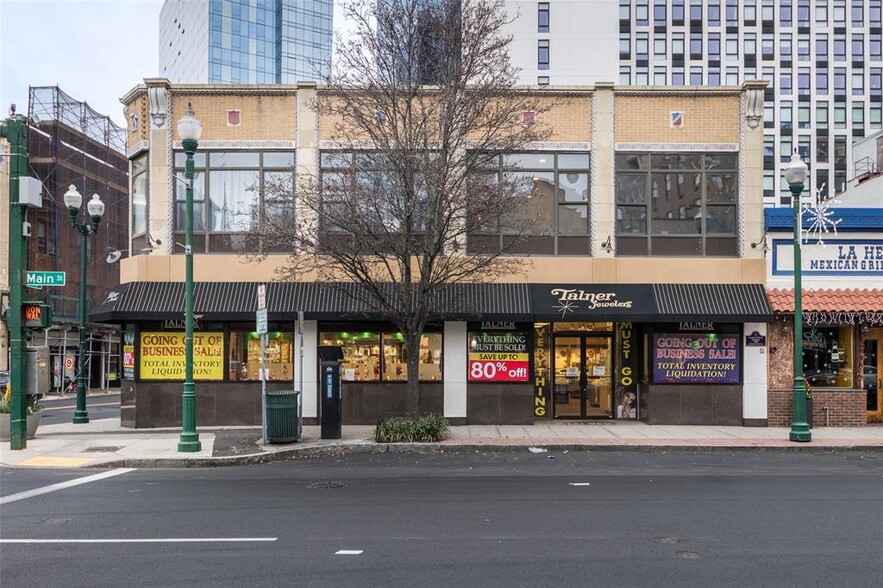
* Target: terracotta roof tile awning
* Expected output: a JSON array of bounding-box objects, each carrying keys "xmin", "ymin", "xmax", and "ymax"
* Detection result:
[{"xmin": 767, "ymin": 288, "xmax": 883, "ymax": 313}]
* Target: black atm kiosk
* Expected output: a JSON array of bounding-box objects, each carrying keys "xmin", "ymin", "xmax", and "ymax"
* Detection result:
[{"xmin": 318, "ymin": 345, "xmax": 344, "ymax": 439}]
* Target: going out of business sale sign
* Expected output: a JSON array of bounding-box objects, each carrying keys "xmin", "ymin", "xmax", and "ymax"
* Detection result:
[{"xmin": 468, "ymin": 331, "xmax": 530, "ymax": 382}]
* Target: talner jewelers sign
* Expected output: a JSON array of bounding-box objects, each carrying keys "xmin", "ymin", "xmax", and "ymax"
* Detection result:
[{"xmin": 773, "ymin": 239, "xmax": 883, "ymax": 275}]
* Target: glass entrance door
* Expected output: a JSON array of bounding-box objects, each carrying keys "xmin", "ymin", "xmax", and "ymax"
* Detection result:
[
  {"xmin": 863, "ymin": 330, "xmax": 882, "ymax": 423},
  {"xmin": 553, "ymin": 335, "xmax": 613, "ymax": 418}
]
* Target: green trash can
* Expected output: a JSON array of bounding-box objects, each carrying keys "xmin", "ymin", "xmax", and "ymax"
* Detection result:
[{"xmin": 265, "ymin": 390, "xmax": 301, "ymax": 443}]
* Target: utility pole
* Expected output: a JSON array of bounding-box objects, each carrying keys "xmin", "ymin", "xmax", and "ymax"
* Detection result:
[{"xmin": 1, "ymin": 108, "xmax": 29, "ymax": 449}]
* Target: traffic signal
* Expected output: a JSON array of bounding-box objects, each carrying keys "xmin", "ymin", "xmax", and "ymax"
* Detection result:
[{"xmin": 22, "ymin": 302, "xmax": 53, "ymax": 328}]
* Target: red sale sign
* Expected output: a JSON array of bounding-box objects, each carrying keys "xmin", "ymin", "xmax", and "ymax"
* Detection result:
[{"xmin": 468, "ymin": 360, "xmax": 530, "ymax": 382}]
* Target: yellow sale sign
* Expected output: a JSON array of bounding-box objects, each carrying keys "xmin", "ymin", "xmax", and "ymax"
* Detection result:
[{"xmin": 139, "ymin": 332, "xmax": 224, "ymax": 380}]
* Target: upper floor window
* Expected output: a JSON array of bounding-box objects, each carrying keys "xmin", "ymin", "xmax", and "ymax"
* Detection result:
[
  {"xmin": 615, "ymin": 153, "xmax": 739, "ymax": 257},
  {"xmin": 672, "ymin": 0, "xmax": 685, "ymax": 23},
  {"xmin": 538, "ymin": 40, "xmax": 550, "ymax": 70},
  {"xmin": 538, "ymin": 3, "xmax": 550, "ymax": 33},
  {"xmin": 636, "ymin": 0, "xmax": 649, "ymax": 25},
  {"xmin": 707, "ymin": 0, "xmax": 720, "ymax": 25},
  {"xmin": 132, "ymin": 153, "xmax": 148, "ymax": 238},
  {"xmin": 781, "ymin": 0, "xmax": 793, "ymax": 26},
  {"xmin": 654, "ymin": 0, "xmax": 666, "ymax": 26}
]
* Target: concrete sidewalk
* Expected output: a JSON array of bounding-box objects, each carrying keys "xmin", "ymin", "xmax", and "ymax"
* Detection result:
[{"xmin": 3, "ymin": 418, "xmax": 883, "ymax": 469}]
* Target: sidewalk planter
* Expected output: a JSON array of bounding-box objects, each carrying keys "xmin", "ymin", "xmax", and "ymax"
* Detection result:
[
  {"xmin": 0, "ymin": 412, "xmax": 42, "ymax": 441},
  {"xmin": 265, "ymin": 390, "xmax": 301, "ymax": 443}
]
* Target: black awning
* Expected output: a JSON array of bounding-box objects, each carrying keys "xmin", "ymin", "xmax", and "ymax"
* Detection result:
[
  {"xmin": 653, "ymin": 283, "xmax": 772, "ymax": 322},
  {"xmin": 90, "ymin": 281, "xmax": 770, "ymax": 324}
]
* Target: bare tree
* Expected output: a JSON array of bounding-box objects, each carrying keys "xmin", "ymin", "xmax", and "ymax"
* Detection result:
[{"xmin": 254, "ymin": 0, "xmax": 551, "ymax": 418}]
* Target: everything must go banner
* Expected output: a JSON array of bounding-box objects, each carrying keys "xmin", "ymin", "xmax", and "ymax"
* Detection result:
[
  {"xmin": 651, "ymin": 333, "xmax": 740, "ymax": 384},
  {"xmin": 139, "ymin": 332, "xmax": 225, "ymax": 380}
]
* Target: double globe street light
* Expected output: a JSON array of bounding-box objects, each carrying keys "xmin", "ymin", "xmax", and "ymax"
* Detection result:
[{"xmin": 63, "ymin": 184, "xmax": 105, "ymax": 424}]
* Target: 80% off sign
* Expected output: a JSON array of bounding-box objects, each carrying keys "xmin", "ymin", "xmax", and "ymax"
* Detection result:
[{"xmin": 468, "ymin": 359, "xmax": 529, "ymax": 382}]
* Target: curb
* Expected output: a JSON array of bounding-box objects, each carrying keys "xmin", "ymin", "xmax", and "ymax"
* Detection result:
[{"xmin": 85, "ymin": 441, "xmax": 883, "ymax": 469}]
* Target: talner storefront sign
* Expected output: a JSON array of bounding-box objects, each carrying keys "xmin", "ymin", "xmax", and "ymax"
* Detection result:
[{"xmin": 549, "ymin": 288, "xmax": 633, "ymax": 317}]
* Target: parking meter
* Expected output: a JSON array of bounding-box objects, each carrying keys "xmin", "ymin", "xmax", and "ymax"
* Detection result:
[{"xmin": 318, "ymin": 345, "xmax": 344, "ymax": 439}]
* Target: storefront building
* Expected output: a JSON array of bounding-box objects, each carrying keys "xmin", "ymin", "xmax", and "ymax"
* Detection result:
[
  {"xmin": 765, "ymin": 207, "xmax": 883, "ymax": 426},
  {"xmin": 105, "ymin": 79, "xmax": 772, "ymax": 428}
]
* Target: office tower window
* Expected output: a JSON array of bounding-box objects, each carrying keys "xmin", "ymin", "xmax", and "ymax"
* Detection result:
[
  {"xmin": 764, "ymin": 134, "xmax": 776, "ymax": 156},
  {"xmin": 744, "ymin": 65, "xmax": 757, "ymax": 78},
  {"xmin": 853, "ymin": 71, "xmax": 866, "ymax": 95},
  {"xmin": 817, "ymin": 67, "xmax": 829, "ymax": 94},
  {"xmin": 816, "ymin": 34, "xmax": 828, "ymax": 57},
  {"xmin": 620, "ymin": 67, "xmax": 631, "ymax": 84},
  {"xmin": 853, "ymin": 0, "xmax": 864, "ymax": 26},
  {"xmin": 798, "ymin": 68, "xmax": 811, "ymax": 95},
  {"xmin": 781, "ymin": 71, "xmax": 793, "ymax": 94},
  {"xmin": 654, "ymin": 0, "xmax": 666, "ymax": 26},
  {"xmin": 781, "ymin": 36, "xmax": 793, "ymax": 59},
  {"xmin": 538, "ymin": 40, "xmax": 550, "ymax": 70},
  {"xmin": 726, "ymin": 66, "xmax": 740, "ymax": 85},
  {"xmin": 834, "ymin": 68, "xmax": 847, "ymax": 95},
  {"xmin": 764, "ymin": 103, "xmax": 775, "ymax": 126},
  {"xmin": 762, "ymin": 0, "xmax": 774, "ymax": 21},
  {"xmin": 636, "ymin": 66, "xmax": 650, "ymax": 85},
  {"xmin": 615, "ymin": 152, "xmax": 738, "ymax": 257},
  {"xmin": 871, "ymin": 67, "xmax": 883, "ymax": 96},
  {"xmin": 620, "ymin": 0, "xmax": 631, "ymax": 20},
  {"xmin": 781, "ymin": 102, "xmax": 793, "ymax": 129},
  {"xmin": 726, "ymin": 0, "xmax": 738, "ymax": 26},
  {"xmin": 872, "ymin": 0, "xmax": 882, "ymax": 26},
  {"xmin": 690, "ymin": 66, "xmax": 703, "ymax": 85},
  {"xmin": 708, "ymin": 0, "xmax": 721, "ymax": 25},
  {"xmin": 637, "ymin": 33, "xmax": 649, "ymax": 59},
  {"xmin": 538, "ymin": 76, "xmax": 550, "ymax": 85},
  {"xmin": 763, "ymin": 170, "xmax": 776, "ymax": 198},
  {"xmin": 690, "ymin": 0, "xmax": 702, "ymax": 22},
  {"xmin": 672, "ymin": 33, "xmax": 685, "ymax": 56},
  {"xmin": 871, "ymin": 34, "xmax": 882, "ymax": 60},
  {"xmin": 817, "ymin": 102, "xmax": 830, "ymax": 128},
  {"xmin": 816, "ymin": 2, "xmax": 828, "ymax": 24},
  {"xmin": 636, "ymin": 0, "xmax": 649, "ymax": 25},
  {"xmin": 781, "ymin": 0, "xmax": 793, "ymax": 26},
  {"xmin": 798, "ymin": 136, "xmax": 811, "ymax": 159},
  {"xmin": 853, "ymin": 102, "xmax": 866, "ymax": 124},
  {"xmin": 798, "ymin": 104, "xmax": 811, "ymax": 128},
  {"xmin": 709, "ymin": 67, "xmax": 721, "ymax": 85},
  {"xmin": 798, "ymin": 0, "xmax": 811, "ymax": 27},
  {"xmin": 655, "ymin": 37, "xmax": 667, "ymax": 60},
  {"xmin": 834, "ymin": 103, "xmax": 847, "ymax": 127},
  {"xmin": 654, "ymin": 67, "xmax": 668, "ymax": 85},
  {"xmin": 816, "ymin": 170, "xmax": 829, "ymax": 198},
  {"xmin": 672, "ymin": 0, "xmax": 685, "ymax": 23},
  {"xmin": 853, "ymin": 35, "xmax": 865, "ymax": 61},
  {"xmin": 798, "ymin": 37, "xmax": 811, "ymax": 60},
  {"xmin": 745, "ymin": 33, "xmax": 757, "ymax": 57},
  {"xmin": 744, "ymin": 0, "xmax": 757, "ymax": 22},
  {"xmin": 817, "ymin": 136, "xmax": 829, "ymax": 162},
  {"xmin": 620, "ymin": 34, "xmax": 631, "ymax": 58},
  {"xmin": 672, "ymin": 66, "xmax": 685, "ymax": 85},
  {"xmin": 834, "ymin": 36, "xmax": 847, "ymax": 61},
  {"xmin": 762, "ymin": 66, "xmax": 776, "ymax": 86},
  {"xmin": 538, "ymin": 3, "xmax": 550, "ymax": 33},
  {"xmin": 870, "ymin": 104, "xmax": 882, "ymax": 128},
  {"xmin": 762, "ymin": 34, "xmax": 775, "ymax": 59},
  {"xmin": 834, "ymin": 170, "xmax": 846, "ymax": 194},
  {"xmin": 834, "ymin": 0, "xmax": 846, "ymax": 24},
  {"xmin": 691, "ymin": 33, "xmax": 703, "ymax": 58},
  {"xmin": 726, "ymin": 38, "xmax": 739, "ymax": 60},
  {"xmin": 708, "ymin": 33, "xmax": 721, "ymax": 60}
]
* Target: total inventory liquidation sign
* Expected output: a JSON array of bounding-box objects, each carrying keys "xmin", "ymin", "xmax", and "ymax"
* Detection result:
[
  {"xmin": 468, "ymin": 331, "xmax": 530, "ymax": 382},
  {"xmin": 139, "ymin": 332, "xmax": 225, "ymax": 380},
  {"xmin": 652, "ymin": 333, "xmax": 740, "ymax": 384}
]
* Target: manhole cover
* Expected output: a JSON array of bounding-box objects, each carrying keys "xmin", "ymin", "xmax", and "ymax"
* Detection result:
[
  {"xmin": 307, "ymin": 481, "xmax": 349, "ymax": 489},
  {"xmin": 676, "ymin": 551, "xmax": 702, "ymax": 560},
  {"xmin": 42, "ymin": 518, "xmax": 71, "ymax": 525},
  {"xmin": 656, "ymin": 536, "xmax": 682, "ymax": 544},
  {"xmin": 83, "ymin": 446, "xmax": 123, "ymax": 453}
]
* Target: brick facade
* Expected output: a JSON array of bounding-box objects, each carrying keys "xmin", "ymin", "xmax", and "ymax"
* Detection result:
[
  {"xmin": 615, "ymin": 94, "xmax": 740, "ymax": 144},
  {"xmin": 768, "ymin": 388, "xmax": 866, "ymax": 427}
]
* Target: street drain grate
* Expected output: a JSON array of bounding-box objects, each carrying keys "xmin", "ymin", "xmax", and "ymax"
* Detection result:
[
  {"xmin": 307, "ymin": 481, "xmax": 349, "ymax": 490},
  {"xmin": 83, "ymin": 446, "xmax": 123, "ymax": 453},
  {"xmin": 676, "ymin": 551, "xmax": 702, "ymax": 560}
]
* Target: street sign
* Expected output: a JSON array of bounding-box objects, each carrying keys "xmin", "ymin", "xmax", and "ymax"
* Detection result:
[
  {"xmin": 257, "ymin": 284, "xmax": 266, "ymax": 310},
  {"xmin": 256, "ymin": 308, "xmax": 268, "ymax": 334},
  {"xmin": 26, "ymin": 271, "xmax": 65, "ymax": 287}
]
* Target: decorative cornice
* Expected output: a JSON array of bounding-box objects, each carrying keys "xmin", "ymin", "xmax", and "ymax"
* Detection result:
[
  {"xmin": 127, "ymin": 140, "xmax": 149, "ymax": 158},
  {"xmin": 172, "ymin": 140, "xmax": 297, "ymax": 150},
  {"xmin": 615, "ymin": 143, "xmax": 738, "ymax": 152},
  {"xmin": 614, "ymin": 87, "xmax": 741, "ymax": 98},
  {"xmin": 317, "ymin": 140, "xmax": 592, "ymax": 151}
]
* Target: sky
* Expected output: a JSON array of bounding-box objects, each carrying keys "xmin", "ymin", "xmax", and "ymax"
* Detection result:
[{"xmin": 0, "ymin": 0, "xmax": 163, "ymax": 128}]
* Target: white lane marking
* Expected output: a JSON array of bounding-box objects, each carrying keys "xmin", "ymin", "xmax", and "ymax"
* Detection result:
[
  {"xmin": 1, "ymin": 538, "xmax": 277, "ymax": 544},
  {"xmin": 336, "ymin": 550, "xmax": 364, "ymax": 555},
  {"xmin": 0, "ymin": 468, "xmax": 135, "ymax": 505},
  {"xmin": 568, "ymin": 483, "xmax": 591, "ymax": 486},
  {"xmin": 41, "ymin": 402, "xmax": 118, "ymax": 412}
]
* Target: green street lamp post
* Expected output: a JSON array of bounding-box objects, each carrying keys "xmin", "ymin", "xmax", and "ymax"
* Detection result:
[
  {"xmin": 177, "ymin": 103, "xmax": 202, "ymax": 452},
  {"xmin": 783, "ymin": 152, "xmax": 811, "ymax": 443},
  {"xmin": 63, "ymin": 185, "xmax": 105, "ymax": 424},
  {"xmin": 2, "ymin": 110, "xmax": 29, "ymax": 449}
]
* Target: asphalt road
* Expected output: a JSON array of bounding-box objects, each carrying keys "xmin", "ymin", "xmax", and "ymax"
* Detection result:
[
  {"xmin": 1, "ymin": 451, "xmax": 882, "ymax": 587},
  {"xmin": 36, "ymin": 393, "xmax": 120, "ymax": 424}
]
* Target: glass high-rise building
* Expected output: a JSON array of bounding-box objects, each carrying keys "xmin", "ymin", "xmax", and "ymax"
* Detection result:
[{"xmin": 159, "ymin": 0, "xmax": 333, "ymax": 84}]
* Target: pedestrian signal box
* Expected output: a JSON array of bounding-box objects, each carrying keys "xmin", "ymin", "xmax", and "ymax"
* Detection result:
[{"xmin": 23, "ymin": 302, "xmax": 53, "ymax": 328}]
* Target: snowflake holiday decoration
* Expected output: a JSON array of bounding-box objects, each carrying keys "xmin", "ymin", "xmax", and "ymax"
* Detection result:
[{"xmin": 800, "ymin": 184, "xmax": 841, "ymax": 246}]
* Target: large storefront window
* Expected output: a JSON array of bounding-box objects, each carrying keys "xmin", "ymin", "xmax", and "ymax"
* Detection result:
[
  {"xmin": 320, "ymin": 327, "xmax": 442, "ymax": 382},
  {"xmin": 615, "ymin": 152, "xmax": 738, "ymax": 256},
  {"xmin": 228, "ymin": 329, "xmax": 293, "ymax": 381},
  {"xmin": 173, "ymin": 150, "xmax": 294, "ymax": 253},
  {"xmin": 803, "ymin": 325, "xmax": 854, "ymax": 388},
  {"xmin": 650, "ymin": 326, "xmax": 742, "ymax": 384}
]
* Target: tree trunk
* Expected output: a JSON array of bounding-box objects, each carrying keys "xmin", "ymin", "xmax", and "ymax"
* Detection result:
[{"xmin": 405, "ymin": 334, "xmax": 421, "ymax": 419}]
